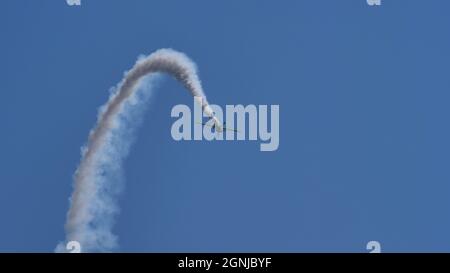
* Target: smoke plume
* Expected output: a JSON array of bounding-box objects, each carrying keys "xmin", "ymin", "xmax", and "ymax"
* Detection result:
[{"xmin": 56, "ymin": 49, "xmax": 212, "ymax": 252}]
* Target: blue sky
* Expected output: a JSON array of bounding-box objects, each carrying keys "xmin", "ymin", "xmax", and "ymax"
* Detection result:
[{"xmin": 1, "ymin": 0, "xmax": 450, "ymax": 252}]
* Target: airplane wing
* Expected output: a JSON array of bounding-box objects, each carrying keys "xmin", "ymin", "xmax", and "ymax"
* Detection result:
[
  {"xmin": 195, "ymin": 121, "xmax": 240, "ymax": 133},
  {"xmin": 223, "ymin": 126, "xmax": 239, "ymax": 132}
]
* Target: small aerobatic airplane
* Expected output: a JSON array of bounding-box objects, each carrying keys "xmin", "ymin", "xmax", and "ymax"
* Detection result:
[{"xmin": 196, "ymin": 120, "xmax": 239, "ymax": 133}]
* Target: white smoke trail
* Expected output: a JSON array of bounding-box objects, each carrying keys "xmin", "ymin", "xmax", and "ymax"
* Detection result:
[{"xmin": 56, "ymin": 49, "xmax": 214, "ymax": 252}]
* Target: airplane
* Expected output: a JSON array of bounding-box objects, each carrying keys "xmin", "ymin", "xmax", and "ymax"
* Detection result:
[{"xmin": 196, "ymin": 119, "xmax": 239, "ymax": 133}]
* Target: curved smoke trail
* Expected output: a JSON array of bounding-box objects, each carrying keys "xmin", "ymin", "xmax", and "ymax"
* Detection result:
[{"xmin": 56, "ymin": 49, "xmax": 216, "ymax": 252}]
